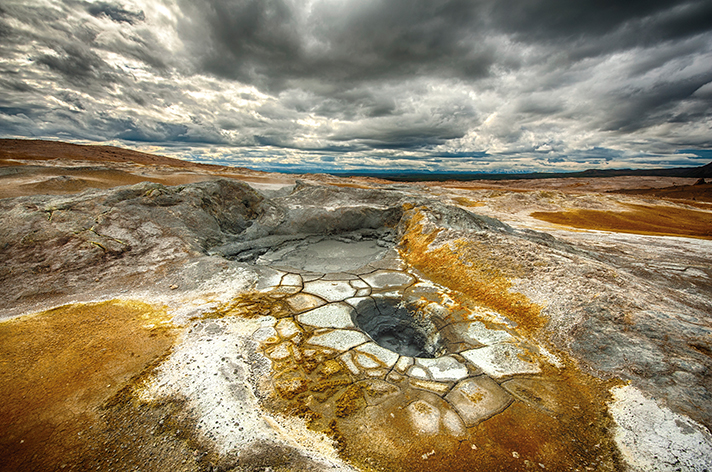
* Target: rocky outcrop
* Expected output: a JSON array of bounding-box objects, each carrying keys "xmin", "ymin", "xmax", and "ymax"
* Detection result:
[
  {"xmin": 210, "ymin": 182, "xmax": 408, "ymax": 259},
  {"xmin": 0, "ymin": 179, "xmax": 263, "ymax": 312}
]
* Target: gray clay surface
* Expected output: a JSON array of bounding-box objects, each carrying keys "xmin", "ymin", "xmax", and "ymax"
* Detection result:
[{"xmin": 256, "ymin": 236, "xmax": 392, "ymax": 272}]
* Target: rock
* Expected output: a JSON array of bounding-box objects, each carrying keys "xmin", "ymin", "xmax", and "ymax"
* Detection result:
[
  {"xmin": 417, "ymin": 356, "xmax": 469, "ymax": 382},
  {"xmin": 461, "ymin": 344, "xmax": 542, "ymax": 378},
  {"xmin": 302, "ymin": 280, "xmax": 358, "ymax": 302},
  {"xmin": 297, "ymin": 303, "xmax": 356, "ymax": 329},
  {"xmin": 609, "ymin": 385, "xmax": 712, "ymax": 471},
  {"xmin": 445, "ymin": 377, "xmax": 512, "ymax": 427},
  {"xmin": 407, "ymin": 400, "xmax": 442, "ymax": 435},
  {"xmin": 0, "ymin": 179, "xmax": 264, "ymax": 315},
  {"xmin": 306, "ymin": 329, "xmax": 369, "ymax": 351},
  {"xmin": 286, "ymin": 293, "xmax": 327, "ymax": 312},
  {"xmin": 353, "ymin": 342, "xmax": 399, "ymax": 368}
]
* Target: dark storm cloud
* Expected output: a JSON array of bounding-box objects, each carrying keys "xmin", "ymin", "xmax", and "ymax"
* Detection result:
[
  {"xmin": 178, "ymin": 0, "xmax": 712, "ymax": 90},
  {"xmin": 0, "ymin": 0, "xmax": 710, "ymax": 172},
  {"xmin": 1, "ymin": 1, "xmax": 169, "ymax": 74},
  {"xmin": 111, "ymin": 119, "xmax": 211, "ymax": 143},
  {"xmin": 171, "ymin": 0, "xmax": 712, "ymax": 151},
  {"xmin": 36, "ymin": 44, "xmax": 118, "ymax": 84},
  {"xmin": 481, "ymin": 0, "xmax": 712, "ymax": 84},
  {"xmin": 328, "ymin": 119, "xmax": 469, "ymax": 149},
  {"xmin": 86, "ymin": 2, "xmax": 145, "ymax": 24},
  {"xmin": 279, "ymin": 88, "xmax": 398, "ymax": 120},
  {"xmin": 178, "ymin": 0, "xmax": 496, "ymax": 92},
  {"xmin": 0, "ymin": 77, "xmax": 34, "ymax": 93},
  {"xmin": 603, "ymin": 73, "xmax": 712, "ymax": 132},
  {"xmin": 488, "ymin": 0, "xmax": 712, "ymax": 45}
]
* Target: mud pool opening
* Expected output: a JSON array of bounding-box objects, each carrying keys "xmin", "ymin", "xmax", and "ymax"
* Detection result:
[{"xmin": 351, "ymin": 297, "xmax": 443, "ymax": 358}]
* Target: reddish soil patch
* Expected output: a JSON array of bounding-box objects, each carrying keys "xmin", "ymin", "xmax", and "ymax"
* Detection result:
[
  {"xmin": 0, "ymin": 168, "xmax": 220, "ymax": 199},
  {"xmin": 532, "ymin": 203, "xmax": 712, "ymax": 239}
]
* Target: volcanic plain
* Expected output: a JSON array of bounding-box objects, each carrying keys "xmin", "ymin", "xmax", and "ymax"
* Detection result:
[{"xmin": 1, "ymin": 139, "xmax": 711, "ymax": 472}]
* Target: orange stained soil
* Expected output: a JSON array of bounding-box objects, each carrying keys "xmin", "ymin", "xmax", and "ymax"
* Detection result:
[
  {"xmin": 531, "ymin": 203, "xmax": 712, "ymax": 239},
  {"xmin": 615, "ymin": 182, "xmax": 712, "ymax": 202},
  {"xmin": 332, "ymin": 371, "xmax": 621, "ymax": 472},
  {"xmin": 212, "ymin": 292, "xmax": 622, "ymax": 472},
  {"xmin": 0, "ymin": 300, "xmax": 176, "ymax": 472},
  {"xmin": 398, "ymin": 208, "xmax": 545, "ymax": 334},
  {"xmin": 451, "ymin": 196, "xmax": 486, "ymax": 207}
]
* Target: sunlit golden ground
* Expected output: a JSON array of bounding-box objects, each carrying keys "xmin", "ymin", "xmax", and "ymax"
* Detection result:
[
  {"xmin": 531, "ymin": 203, "xmax": 712, "ymax": 239},
  {"xmin": 0, "ymin": 301, "xmax": 176, "ymax": 472}
]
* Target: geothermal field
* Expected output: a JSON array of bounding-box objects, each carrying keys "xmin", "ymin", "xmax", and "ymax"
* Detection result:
[{"xmin": 1, "ymin": 140, "xmax": 712, "ymax": 472}]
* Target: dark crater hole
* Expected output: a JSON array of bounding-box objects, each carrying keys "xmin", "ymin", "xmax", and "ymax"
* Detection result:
[{"xmin": 351, "ymin": 297, "xmax": 443, "ymax": 358}]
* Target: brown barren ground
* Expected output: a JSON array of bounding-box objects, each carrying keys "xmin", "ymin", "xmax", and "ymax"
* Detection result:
[
  {"xmin": 0, "ymin": 138, "xmax": 298, "ymax": 199},
  {"xmin": 532, "ymin": 203, "xmax": 712, "ymax": 239},
  {"xmin": 0, "ymin": 139, "xmax": 224, "ymax": 169},
  {"xmin": 613, "ymin": 181, "xmax": 712, "ymax": 202},
  {"xmin": 0, "ymin": 300, "xmax": 176, "ymax": 472}
]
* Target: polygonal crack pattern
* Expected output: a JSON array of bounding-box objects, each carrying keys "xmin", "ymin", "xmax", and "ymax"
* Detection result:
[
  {"xmin": 247, "ymin": 260, "xmax": 556, "ymax": 418},
  {"xmin": 228, "ymin": 252, "xmax": 621, "ymax": 471}
]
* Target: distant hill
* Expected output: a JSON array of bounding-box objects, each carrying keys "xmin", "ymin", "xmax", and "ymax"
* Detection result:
[{"xmin": 0, "ymin": 138, "xmax": 235, "ymax": 171}]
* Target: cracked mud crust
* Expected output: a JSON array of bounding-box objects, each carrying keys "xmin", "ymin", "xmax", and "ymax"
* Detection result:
[
  {"xmin": 2, "ymin": 147, "xmax": 712, "ymax": 471},
  {"xmin": 201, "ymin": 264, "xmax": 623, "ymax": 472}
]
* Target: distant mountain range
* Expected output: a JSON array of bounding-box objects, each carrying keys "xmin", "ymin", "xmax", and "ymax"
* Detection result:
[{"xmin": 333, "ymin": 161, "xmax": 712, "ymax": 181}]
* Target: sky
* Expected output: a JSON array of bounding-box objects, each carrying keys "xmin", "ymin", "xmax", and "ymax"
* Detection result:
[{"xmin": 1, "ymin": 0, "xmax": 711, "ymax": 174}]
